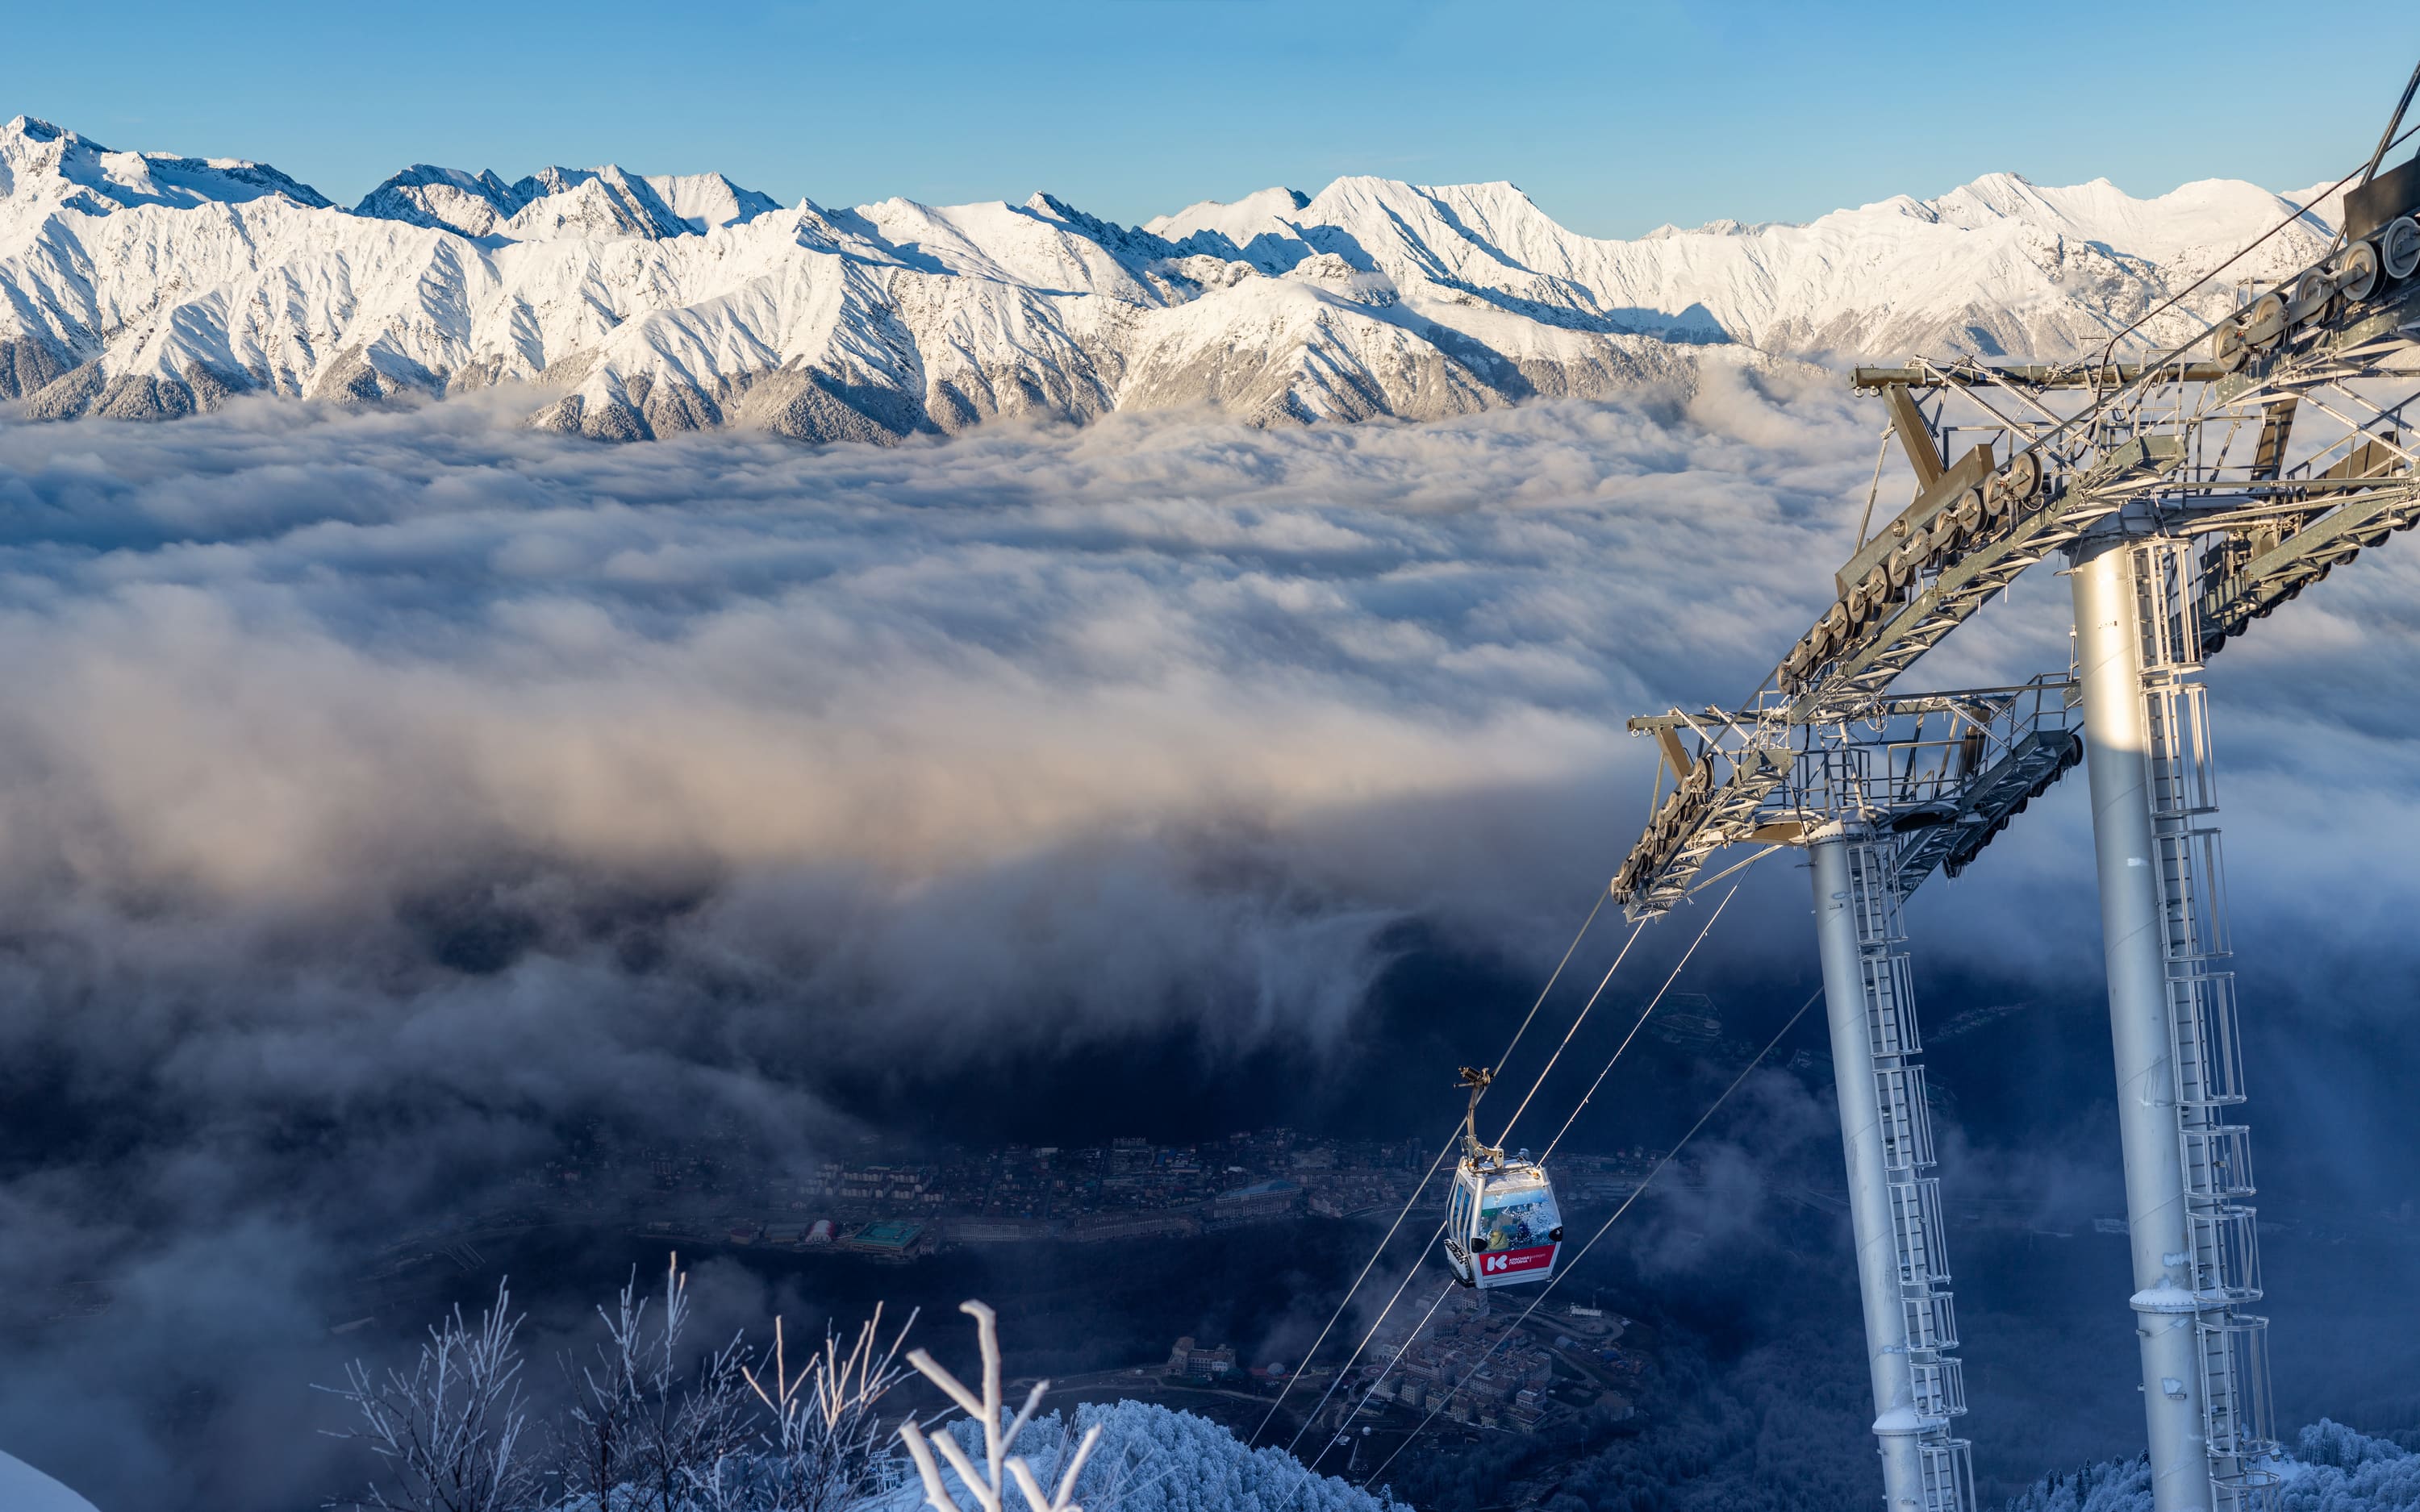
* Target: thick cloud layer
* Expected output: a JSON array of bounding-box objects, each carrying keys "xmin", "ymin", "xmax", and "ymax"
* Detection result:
[
  {"xmin": 0, "ymin": 372, "xmax": 1871, "ymax": 1100},
  {"xmin": 2, "ymin": 374, "xmax": 2418, "ymax": 1506}
]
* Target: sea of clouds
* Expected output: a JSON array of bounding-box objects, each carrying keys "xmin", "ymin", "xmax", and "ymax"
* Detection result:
[
  {"xmin": 2, "ymin": 370, "xmax": 2418, "ymax": 1507},
  {"xmin": 0, "ymin": 369, "xmax": 1878, "ymax": 1164}
]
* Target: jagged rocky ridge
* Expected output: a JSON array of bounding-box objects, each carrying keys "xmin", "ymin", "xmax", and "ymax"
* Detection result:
[{"xmin": 0, "ymin": 114, "xmax": 2341, "ymax": 442}]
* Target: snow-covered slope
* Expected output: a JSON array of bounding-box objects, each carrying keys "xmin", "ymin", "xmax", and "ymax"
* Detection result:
[
  {"xmin": 0, "ymin": 115, "xmax": 328, "ymax": 219},
  {"xmin": 0, "ymin": 1448, "xmax": 101, "ymax": 1512},
  {"xmin": 0, "ymin": 112, "xmax": 2343, "ymax": 442},
  {"xmin": 866, "ymin": 1401, "xmax": 1393, "ymax": 1512},
  {"xmin": 645, "ymin": 170, "xmax": 782, "ymax": 233}
]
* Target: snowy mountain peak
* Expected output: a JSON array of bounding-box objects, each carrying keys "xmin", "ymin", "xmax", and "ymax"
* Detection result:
[
  {"xmin": 499, "ymin": 164, "xmax": 694, "ymax": 241},
  {"xmin": 0, "ymin": 113, "xmax": 332, "ymax": 219},
  {"xmin": 644, "ymin": 171, "xmax": 782, "ymax": 233},
  {"xmin": 1145, "ymin": 186, "xmax": 1315, "ymax": 270},
  {"xmin": 353, "ymin": 163, "xmax": 525, "ymax": 235},
  {"xmin": 1642, "ymin": 217, "xmax": 1778, "ymax": 240},
  {"xmin": 352, "ymin": 159, "xmax": 780, "ymax": 241},
  {"xmin": 1145, "ymin": 185, "xmax": 1312, "ymax": 239}
]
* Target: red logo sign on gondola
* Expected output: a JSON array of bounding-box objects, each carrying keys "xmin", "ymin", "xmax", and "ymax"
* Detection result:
[{"xmin": 1475, "ymin": 1243, "xmax": 1555, "ymax": 1282}]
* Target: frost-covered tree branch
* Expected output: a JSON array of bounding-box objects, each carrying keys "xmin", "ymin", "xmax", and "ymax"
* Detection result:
[
  {"xmin": 740, "ymin": 1303, "xmax": 918, "ymax": 1512},
  {"xmin": 321, "ymin": 1279, "xmax": 535, "ymax": 1512},
  {"xmin": 557, "ymin": 1252, "xmax": 753, "ymax": 1512},
  {"xmin": 897, "ymin": 1301, "xmax": 1101, "ymax": 1512}
]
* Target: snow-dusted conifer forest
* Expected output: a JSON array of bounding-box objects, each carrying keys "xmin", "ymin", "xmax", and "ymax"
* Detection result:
[
  {"xmin": 906, "ymin": 1402, "xmax": 1397, "ymax": 1512},
  {"xmin": 2003, "ymin": 1421, "xmax": 2420, "ymax": 1512}
]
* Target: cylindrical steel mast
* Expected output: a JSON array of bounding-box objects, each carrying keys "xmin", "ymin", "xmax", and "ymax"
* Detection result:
[
  {"xmin": 1812, "ymin": 823, "xmax": 1970, "ymax": 1510},
  {"xmin": 2072, "ymin": 534, "xmax": 2217, "ymax": 1512},
  {"xmin": 2073, "ymin": 531, "xmax": 2279, "ymax": 1511},
  {"xmin": 1812, "ymin": 825, "xmax": 1924, "ymax": 1507}
]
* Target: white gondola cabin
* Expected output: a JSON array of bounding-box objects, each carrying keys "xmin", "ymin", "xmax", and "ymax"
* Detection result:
[{"xmin": 1443, "ymin": 1068, "xmax": 1565, "ymax": 1289}]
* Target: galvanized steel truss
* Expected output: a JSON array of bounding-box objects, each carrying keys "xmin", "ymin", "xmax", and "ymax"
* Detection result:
[{"xmin": 1615, "ymin": 259, "xmax": 2420, "ymax": 920}]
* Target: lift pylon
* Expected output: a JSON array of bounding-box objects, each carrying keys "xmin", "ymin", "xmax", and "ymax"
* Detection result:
[
  {"xmin": 1604, "ymin": 61, "xmax": 2420, "ymax": 1512},
  {"xmin": 1810, "ymin": 823, "xmax": 1971, "ymax": 1512},
  {"xmin": 2072, "ymin": 534, "xmax": 2276, "ymax": 1511},
  {"xmin": 1626, "ymin": 681, "xmax": 2083, "ymax": 1510}
]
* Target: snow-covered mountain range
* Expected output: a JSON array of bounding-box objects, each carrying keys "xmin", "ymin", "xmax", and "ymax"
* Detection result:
[{"xmin": 0, "ymin": 114, "xmax": 2340, "ymax": 442}]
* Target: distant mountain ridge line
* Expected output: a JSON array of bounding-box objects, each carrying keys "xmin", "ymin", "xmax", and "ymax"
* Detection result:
[{"xmin": 0, "ymin": 113, "xmax": 2343, "ymax": 443}]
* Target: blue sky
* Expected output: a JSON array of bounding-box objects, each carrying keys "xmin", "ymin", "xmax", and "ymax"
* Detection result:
[{"xmin": 4, "ymin": 2, "xmax": 2414, "ymax": 235}]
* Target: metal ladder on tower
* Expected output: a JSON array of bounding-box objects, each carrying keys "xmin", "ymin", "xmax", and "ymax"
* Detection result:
[
  {"xmin": 2134, "ymin": 537, "xmax": 2280, "ymax": 1512},
  {"xmin": 1845, "ymin": 832, "xmax": 1975, "ymax": 1512}
]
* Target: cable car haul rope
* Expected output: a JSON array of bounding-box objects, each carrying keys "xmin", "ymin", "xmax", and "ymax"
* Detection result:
[
  {"xmin": 1245, "ymin": 868, "xmax": 1785, "ymax": 1489},
  {"xmin": 1362, "ymin": 981, "xmax": 1825, "ymax": 1492},
  {"xmin": 1445, "ymin": 883, "xmax": 1735, "ymax": 1293},
  {"xmin": 1245, "ymin": 885, "xmax": 1613, "ymax": 1450}
]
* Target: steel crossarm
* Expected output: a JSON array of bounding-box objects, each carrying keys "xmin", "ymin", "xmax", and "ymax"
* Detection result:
[
  {"xmin": 2198, "ymin": 475, "xmax": 2420, "ymax": 645},
  {"xmin": 1615, "ymin": 259, "xmax": 2420, "ymax": 919},
  {"xmin": 1613, "ymin": 450, "xmax": 2146, "ymax": 917},
  {"xmin": 1617, "ymin": 680, "xmax": 2080, "ymax": 916}
]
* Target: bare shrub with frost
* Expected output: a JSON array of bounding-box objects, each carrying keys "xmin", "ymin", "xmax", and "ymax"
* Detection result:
[
  {"xmin": 897, "ymin": 1301, "xmax": 1101, "ymax": 1512},
  {"xmin": 556, "ymin": 1254, "xmax": 754, "ymax": 1512},
  {"xmin": 735, "ymin": 1306, "xmax": 917, "ymax": 1512},
  {"xmin": 327, "ymin": 1258, "xmax": 918, "ymax": 1512},
  {"xmin": 324, "ymin": 1278, "xmax": 1385, "ymax": 1512},
  {"xmin": 321, "ymin": 1280, "xmax": 536, "ymax": 1512}
]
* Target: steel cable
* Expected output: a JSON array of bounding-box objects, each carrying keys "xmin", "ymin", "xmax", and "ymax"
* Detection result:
[
  {"xmin": 1303, "ymin": 1276, "xmax": 1458, "ymax": 1475},
  {"xmin": 1281, "ymin": 1242, "xmax": 1442, "ymax": 1458},
  {"xmin": 1487, "ymin": 889, "xmax": 1605, "ymax": 1075},
  {"xmin": 1241, "ymin": 1126, "xmax": 1458, "ymax": 1451},
  {"xmin": 1490, "ymin": 917, "xmax": 1647, "ymax": 1148},
  {"xmin": 1358, "ymin": 981, "xmax": 1825, "ymax": 1493},
  {"xmin": 2360, "ymin": 62, "xmax": 2420, "ymax": 188},
  {"xmin": 2076, "ymin": 119, "xmax": 2420, "ymax": 389},
  {"xmin": 1538, "ymin": 883, "xmax": 1738, "ymax": 1162},
  {"xmin": 1244, "ymin": 884, "xmax": 1609, "ymax": 1447},
  {"xmin": 1279, "ymin": 892, "xmax": 1714, "ymax": 1462}
]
